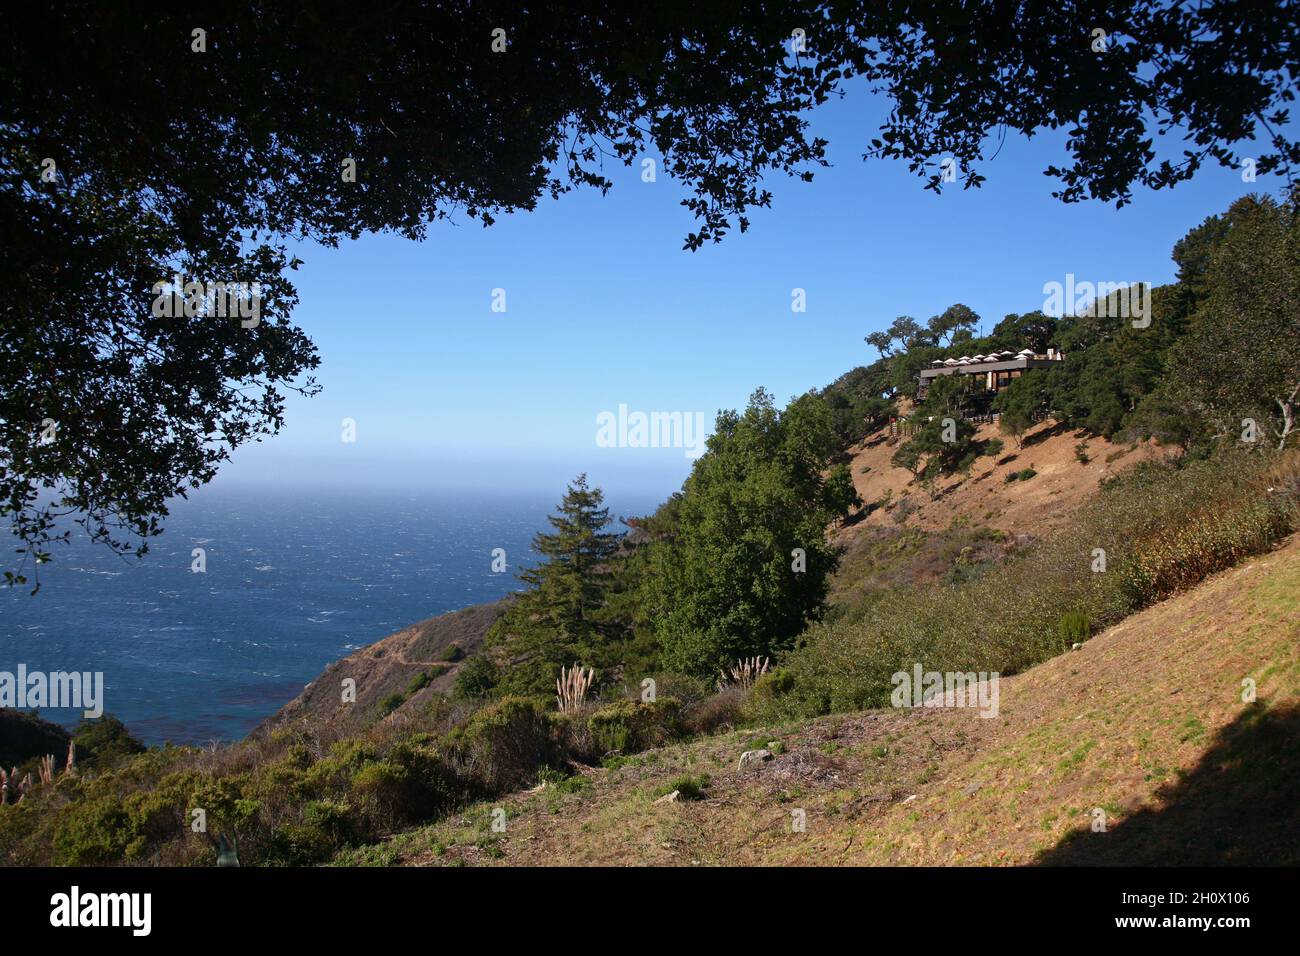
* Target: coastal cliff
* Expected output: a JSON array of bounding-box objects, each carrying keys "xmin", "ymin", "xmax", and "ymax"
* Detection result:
[{"xmin": 253, "ymin": 598, "xmax": 510, "ymax": 739}]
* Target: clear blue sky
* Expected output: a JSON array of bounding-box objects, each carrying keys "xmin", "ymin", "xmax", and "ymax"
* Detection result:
[{"xmin": 216, "ymin": 86, "xmax": 1280, "ymax": 505}]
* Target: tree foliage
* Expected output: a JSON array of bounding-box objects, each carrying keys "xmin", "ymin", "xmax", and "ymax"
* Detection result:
[
  {"xmin": 1150, "ymin": 193, "xmax": 1300, "ymax": 449},
  {"xmin": 646, "ymin": 389, "xmax": 857, "ymax": 677},
  {"xmin": 994, "ymin": 371, "xmax": 1048, "ymax": 448},
  {"xmin": 6, "ymin": 2, "xmax": 1298, "ymax": 585},
  {"xmin": 484, "ymin": 475, "xmax": 622, "ymax": 698}
]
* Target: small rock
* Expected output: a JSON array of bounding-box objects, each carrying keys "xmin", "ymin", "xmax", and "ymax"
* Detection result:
[
  {"xmin": 901, "ymin": 794, "xmax": 917, "ymax": 804},
  {"xmin": 1071, "ymin": 642, "xmax": 1083, "ymax": 651},
  {"xmin": 738, "ymin": 749, "xmax": 773, "ymax": 770},
  {"xmin": 962, "ymin": 782, "xmax": 982, "ymax": 796},
  {"xmin": 654, "ymin": 790, "xmax": 680, "ymax": 804}
]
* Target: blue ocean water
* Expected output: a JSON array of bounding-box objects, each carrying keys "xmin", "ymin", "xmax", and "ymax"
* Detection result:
[{"xmin": 0, "ymin": 486, "xmax": 658, "ymax": 746}]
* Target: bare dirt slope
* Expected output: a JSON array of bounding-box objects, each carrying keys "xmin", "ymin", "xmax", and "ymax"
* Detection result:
[
  {"xmin": 254, "ymin": 598, "xmax": 509, "ymax": 739},
  {"xmin": 841, "ymin": 416, "xmax": 1168, "ymax": 540},
  {"xmin": 352, "ymin": 534, "xmax": 1300, "ymax": 867}
]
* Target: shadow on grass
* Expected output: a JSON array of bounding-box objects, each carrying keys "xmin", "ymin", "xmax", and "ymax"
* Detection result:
[
  {"xmin": 1021, "ymin": 420, "xmax": 1072, "ymax": 448},
  {"xmin": 1036, "ymin": 702, "xmax": 1300, "ymax": 866}
]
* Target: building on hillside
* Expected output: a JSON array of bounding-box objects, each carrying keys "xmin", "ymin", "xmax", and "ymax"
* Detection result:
[{"xmin": 916, "ymin": 348, "xmax": 1064, "ymax": 403}]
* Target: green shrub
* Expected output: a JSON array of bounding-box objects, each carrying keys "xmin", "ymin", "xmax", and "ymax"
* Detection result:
[
  {"xmin": 742, "ymin": 669, "xmax": 795, "ymax": 722},
  {"xmin": 267, "ymin": 798, "xmax": 361, "ymax": 865},
  {"xmin": 268, "ymin": 820, "xmax": 338, "ymax": 865},
  {"xmin": 631, "ymin": 672, "xmax": 711, "ymax": 706},
  {"xmin": 1119, "ymin": 499, "xmax": 1292, "ymax": 605},
  {"xmin": 452, "ymin": 654, "xmax": 499, "ymax": 700},
  {"xmin": 586, "ymin": 698, "xmax": 683, "ymax": 755},
  {"xmin": 453, "ymin": 697, "xmax": 559, "ymax": 793},
  {"xmin": 405, "ymin": 667, "xmax": 449, "ymax": 696},
  {"xmin": 441, "ymin": 643, "xmax": 464, "ymax": 662},
  {"xmin": 656, "ymin": 774, "xmax": 710, "ymax": 801},
  {"xmin": 52, "ymin": 797, "xmax": 135, "ymax": 865},
  {"xmin": 1057, "ymin": 610, "xmax": 1091, "ymax": 645},
  {"xmin": 376, "ymin": 692, "xmax": 406, "ymax": 716},
  {"xmin": 1005, "ymin": 467, "xmax": 1037, "ymax": 483}
]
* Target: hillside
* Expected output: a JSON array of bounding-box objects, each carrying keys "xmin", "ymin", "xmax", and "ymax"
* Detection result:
[
  {"xmin": 839, "ymin": 413, "xmax": 1168, "ymax": 541},
  {"xmin": 336, "ymin": 533, "xmax": 1300, "ymax": 866},
  {"xmin": 254, "ymin": 598, "xmax": 509, "ymax": 739},
  {"xmin": 0, "ymin": 710, "xmax": 69, "ymax": 769},
  {"xmin": 260, "ymin": 414, "xmax": 1153, "ymax": 742}
]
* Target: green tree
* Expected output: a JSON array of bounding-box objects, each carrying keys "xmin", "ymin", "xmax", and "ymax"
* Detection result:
[
  {"xmin": 647, "ymin": 389, "xmax": 855, "ymax": 677},
  {"xmin": 988, "ymin": 312, "xmax": 1056, "ymax": 354},
  {"xmin": 927, "ymin": 304, "xmax": 980, "ymax": 345},
  {"xmin": 921, "ymin": 373, "xmax": 971, "ymax": 419},
  {"xmin": 452, "ymin": 654, "xmax": 501, "ymax": 701},
  {"xmin": 909, "ymin": 415, "xmax": 980, "ymax": 474},
  {"xmin": 486, "ymin": 475, "xmax": 622, "ymax": 697},
  {"xmin": 1155, "ymin": 192, "xmax": 1300, "ymax": 449},
  {"xmin": 995, "ymin": 371, "xmax": 1049, "ymax": 448},
  {"xmin": 891, "ymin": 439, "xmax": 925, "ymax": 479}
]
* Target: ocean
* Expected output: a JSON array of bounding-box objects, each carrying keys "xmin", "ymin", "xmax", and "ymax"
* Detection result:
[{"xmin": 0, "ymin": 486, "xmax": 660, "ymax": 746}]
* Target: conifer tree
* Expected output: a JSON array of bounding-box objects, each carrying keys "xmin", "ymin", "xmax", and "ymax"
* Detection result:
[{"xmin": 486, "ymin": 475, "xmax": 622, "ymax": 697}]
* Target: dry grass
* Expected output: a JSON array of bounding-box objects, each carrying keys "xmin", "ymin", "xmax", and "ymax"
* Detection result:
[
  {"xmin": 838, "ymin": 417, "xmax": 1169, "ymax": 542},
  {"xmin": 357, "ymin": 534, "xmax": 1300, "ymax": 867}
]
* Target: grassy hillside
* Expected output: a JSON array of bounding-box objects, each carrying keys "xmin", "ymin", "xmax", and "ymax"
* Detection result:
[{"xmin": 338, "ymin": 533, "xmax": 1300, "ymax": 866}]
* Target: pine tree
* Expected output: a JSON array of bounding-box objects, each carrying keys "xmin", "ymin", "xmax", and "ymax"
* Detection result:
[{"xmin": 486, "ymin": 475, "xmax": 622, "ymax": 697}]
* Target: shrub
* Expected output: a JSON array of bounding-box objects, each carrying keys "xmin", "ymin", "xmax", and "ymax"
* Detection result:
[
  {"xmin": 631, "ymin": 672, "xmax": 711, "ymax": 706},
  {"xmin": 69, "ymin": 715, "xmax": 145, "ymax": 771},
  {"xmin": 893, "ymin": 495, "xmax": 918, "ymax": 523},
  {"xmin": 441, "ymin": 643, "xmax": 464, "ymax": 663},
  {"xmin": 452, "ymin": 697, "xmax": 560, "ymax": 793},
  {"xmin": 262, "ymin": 797, "xmax": 364, "ymax": 865},
  {"xmin": 767, "ymin": 449, "xmax": 1295, "ymax": 720},
  {"xmin": 1119, "ymin": 500, "xmax": 1292, "ymax": 605},
  {"xmin": 742, "ymin": 668, "xmax": 795, "ymax": 722},
  {"xmin": 586, "ymin": 699, "xmax": 683, "ymax": 755},
  {"xmin": 405, "ymin": 667, "xmax": 448, "ymax": 696},
  {"xmin": 681, "ymin": 687, "xmax": 747, "ymax": 736},
  {"xmin": 452, "ymin": 654, "xmax": 499, "ymax": 700},
  {"xmin": 268, "ymin": 819, "xmax": 338, "ymax": 865},
  {"xmin": 52, "ymin": 798, "xmax": 134, "ymax": 865},
  {"xmin": 1005, "ymin": 468, "xmax": 1037, "ymax": 483},
  {"xmin": 656, "ymin": 774, "xmax": 710, "ymax": 801},
  {"xmin": 1057, "ymin": 610, "xmax": 1091, "ymax": 645}
]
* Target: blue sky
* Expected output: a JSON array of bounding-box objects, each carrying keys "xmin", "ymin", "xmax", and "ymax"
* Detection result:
[{"xmin": 215, "ymin": 86, "xmax": 1279, "ymax": 505}]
